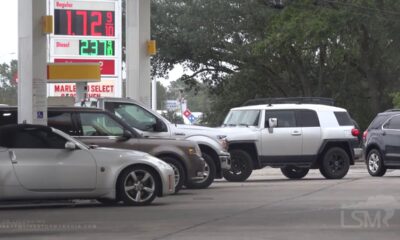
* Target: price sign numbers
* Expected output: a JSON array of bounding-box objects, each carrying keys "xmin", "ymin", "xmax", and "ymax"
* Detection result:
[
  {"xmin": 79, "ymin": 40, "xmax": 115, "ymax": 56},
  {"xmin": 55, "ymin": 10, "xmax": 115, "ymax": 36}
]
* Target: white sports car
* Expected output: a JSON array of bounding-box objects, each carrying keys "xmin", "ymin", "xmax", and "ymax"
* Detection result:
[{"xmin": 0, "ymin": 124, "xmax": 175, "ymax": 206}]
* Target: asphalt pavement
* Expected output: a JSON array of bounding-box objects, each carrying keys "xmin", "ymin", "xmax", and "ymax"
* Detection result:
[{"xmin": 1, "ymin": 162, "xmax": 400, "ymax": 240}]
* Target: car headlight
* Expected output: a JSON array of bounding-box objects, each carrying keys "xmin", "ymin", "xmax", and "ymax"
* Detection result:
[
  {"xmin": 218, "ymin": 137, "xmax": 229, "ymax": 151},
  {"xmin": 188, "ymin": 146, "xmax": 201, "ymax": 156}
]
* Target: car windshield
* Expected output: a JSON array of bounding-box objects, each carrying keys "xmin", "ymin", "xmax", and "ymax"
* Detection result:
[{"xmin": 222, "ymin": 110, "xmax": 260, "ymax": 127}]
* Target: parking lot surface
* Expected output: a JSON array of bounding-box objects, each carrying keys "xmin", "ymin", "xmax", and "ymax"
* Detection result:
[{"xmin": 1, "ymin": 163, "xmax": 400, "ymax": 240}]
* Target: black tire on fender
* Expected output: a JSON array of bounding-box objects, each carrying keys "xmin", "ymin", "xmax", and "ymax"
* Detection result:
[
  {"xmin": 366, "ymin": 149, "xmax": 387, "ymax": 177},
  {"xmin": 185, "ymin": 152, "xmax": 216, "ymax": 189},
  {"xmin": 159, "ymin": 156, "xmax": 185, "ymax": 193},
  {"xmin": 281, "ymin": 166, "xmax": 309, "ymax": 179},
  {"xmin": 319, "ymin": 147, "xmax": 350, "ymax": 179},
  {"xmin": 223, "ymin": 149, "xmax": 253, "ymax": 182}
]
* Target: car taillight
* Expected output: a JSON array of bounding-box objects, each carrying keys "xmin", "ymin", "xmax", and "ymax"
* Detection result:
[
  {"xmin": 363, "ymin": 130, "xmax": 368, "ymax": 141},
  {"xmin": 351, "ymin": 128, "xmax": 360, "ymax": 137}
]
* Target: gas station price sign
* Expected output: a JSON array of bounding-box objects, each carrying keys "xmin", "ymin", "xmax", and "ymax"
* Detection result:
[
  {"xmin": 80, "ymin": 40, "xmax": 114, "ymax": 56},
  {"xmin": 54, "ymin": 9, "xmax": 115, "ymax": 36},
  {"xmin": 49, "ymin": 0, "xmax": 122, "ymax": 98}
]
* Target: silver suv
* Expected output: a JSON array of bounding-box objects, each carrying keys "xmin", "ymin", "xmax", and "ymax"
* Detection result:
[{"xmin": 219, "ymin": 98, "xmax": 362, "ymax": 181}]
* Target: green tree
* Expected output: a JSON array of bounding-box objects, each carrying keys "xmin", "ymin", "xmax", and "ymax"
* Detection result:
[
  {"xmin": 151, "ymin": 0, "xmax": 400, "ymax": 128},
  {"xmin": 155, "ymin": 81, "xmax": 167, "ymax": 109},
  {"xmin": 0, "ymin": 60, "xmax": 18, "ymax": 105},
  {"xmin": 166, "ymin": 79, "xmax": 211, "ymax": 113}
]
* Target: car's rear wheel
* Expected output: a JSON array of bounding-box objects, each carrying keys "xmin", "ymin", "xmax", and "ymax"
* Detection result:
[
  {"xmin": 367, "ymin": 149, "xmax": 387, "ymax": 177},
  {"xmin": 117, "ymin": 166, "xmax": 159, "ymax": 206},
  {"xmin": 185, "ymin": 152, "xmax": 216, "ymax": 189},
  {"xmin": 319, "ymin": 147, "xmax": 350, "ymax": 179},
  {"xmin": 223, "ymin": 149, "xmax": 253, "ymax": 182},
  {"xmin": 281, "ymin": 166, "xmax": 309, "ymax": 179},
  {"xmin": 159, "ymin": 156, "xmax": 185, "ymax": 193}
]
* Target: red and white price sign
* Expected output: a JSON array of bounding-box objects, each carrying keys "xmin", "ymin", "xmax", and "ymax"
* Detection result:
[{"xmin": 48, "ymin": 0, "xmax": 122, "ymax": 98}]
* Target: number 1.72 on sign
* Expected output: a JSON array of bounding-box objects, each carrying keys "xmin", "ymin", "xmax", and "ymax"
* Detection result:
[{"xmin": 79, "ymin": 40, "xmax": 115, "ymax": 56}]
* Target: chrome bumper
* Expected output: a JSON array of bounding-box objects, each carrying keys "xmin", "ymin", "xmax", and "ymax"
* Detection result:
[{"xmin": 219, "ymin": 154, "xmax": 231, "ymax": 170}]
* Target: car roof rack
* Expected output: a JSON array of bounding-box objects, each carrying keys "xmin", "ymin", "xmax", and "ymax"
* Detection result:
[
  {"xmin": 384, "ymin": 109, "xmax": 400, "ymax": 112},
  {"xmin": 242, "ymin": 97, "xmax": 335, "ymax": 106}
]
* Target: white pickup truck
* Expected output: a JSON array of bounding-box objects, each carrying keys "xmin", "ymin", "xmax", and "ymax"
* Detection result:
[{"xmin": 91, "ymin": 97, "xmax": 231, "ymax": 189}]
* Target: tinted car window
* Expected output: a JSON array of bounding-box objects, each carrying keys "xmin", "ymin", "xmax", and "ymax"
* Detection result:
[
  {"xmin": 296, "ymin": 110, "xmax": 320, "ymax": 127},
  {"xmin": 0, "ymin": 110, "xmax": 17, "ymax": 126},
  {"xmin": 1, "ymin": 128, "xmax": 67, "ymax": 149},
  {"xmin": 105, "ymin": 102, "xmax": 158, "ymax": 131},
  {"xmin": 265, "ymin": 110, "xmax": 296, "ymax": 128},
  {"xmin": 334, "ymin": 112, "xmax": 353, "ymax": 126},
  {"xmin": 368, "ymin": 115, "xmax": 388, "ymax": 130},
  {"xmin": 48, "ymin": 111, "xmax": 75, "ymax": 135},
  {"xmin": 78, "ymin": 112, "xmax": 124, "ymax": 136},
  {"xmin": 383, "ymin": 115, "xmax": 400, "ymax": 130}
]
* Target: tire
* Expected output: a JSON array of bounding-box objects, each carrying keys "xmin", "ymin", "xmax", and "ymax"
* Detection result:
[
  {"xmin": 117, "ymin": 166, "xmax": 159, "ymax": 206},
  {"xmin": 159, "ymin": 156, "xmax": 185, "ymax": 193},
  {"xmin": 185, "ymin": 152, "xmax": 216, "ymax": 189},
  {"xmin": 281, "ymin": 166, "xmax": 309, "ymax": 179},
  {"xmin": 367, "ymin": 149, "xmax": 387, "ymax": 177},
  {"xmin": 319, "ymin": 147, "xmax": 350, "ymax": 179},
  {"xmin": 223, "ymin": 149, "xmax": 253, "ymax": 182},
  {"xmin": 97, "ymin": 198, "xmax": 119, "ymax": 205}
]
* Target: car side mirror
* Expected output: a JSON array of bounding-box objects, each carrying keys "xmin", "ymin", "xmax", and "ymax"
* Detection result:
[
  {"xmin": 153, "ymin": 119, "xmax": 166, "ymax": 132},
  {"xmin": 119, "ymin": 130, "xmax": 132, "ymax": 141},
  {"xmin": 65, "ymin": 141, "xmax": 77, "ymax": 150},
  {"xmin": 268, "ymin": 118, "xmax": 278, "ymax": 128}
]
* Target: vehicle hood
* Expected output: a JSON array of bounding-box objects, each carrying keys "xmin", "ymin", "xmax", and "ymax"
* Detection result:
[
  {"xmin": 89, "ymin": 147, "xmax": 172, "ymax": 168},
  {"xmin": 173, "ymin": 124, "xmax": 227, "ymax": 138},
  {"xmin": 90, "ymin": 147, "xmax": 150, "ymax": 158},
  {"xmin": 175, "ymin": 124, "xmax": 218, "ymax": 132},
  {"xmin": 215, "ymin": 126, "xmax": 260, "ymax": 142}
]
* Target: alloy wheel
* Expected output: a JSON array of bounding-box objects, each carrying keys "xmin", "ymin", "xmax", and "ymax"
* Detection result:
[{"xmin": 124, "ymin": 169, "xmax": 156, "ymax": 203}]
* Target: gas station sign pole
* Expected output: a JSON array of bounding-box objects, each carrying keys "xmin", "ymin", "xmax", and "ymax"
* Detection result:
[{"xmin": 18, "ymin": 0, "xmax": 48, "ymax": 125}]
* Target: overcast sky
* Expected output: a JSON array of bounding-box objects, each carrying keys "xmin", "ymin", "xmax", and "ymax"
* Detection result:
[{"xmin": 0, "ymin": 1, "xmax": 18, "ymax": 64}]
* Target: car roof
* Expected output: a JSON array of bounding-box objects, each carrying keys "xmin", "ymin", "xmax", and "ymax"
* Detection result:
[
  {"xmin": 377, "ymin": 110, "xmax": 400, "ymax": 116},
  {"xmin": 0, "ymin": 124, "xmax": 52, "ymax": 132},
  {"xmin": 0, "ymin": 106, "xmax": 103, "ymax": 112},
  {"xmin": 229, "ymin": 103, "xmax": 347, "ymax": 112}
]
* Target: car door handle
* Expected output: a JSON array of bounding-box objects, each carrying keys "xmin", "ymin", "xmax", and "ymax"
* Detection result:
[
  {"xmin": 174, "ymin": 132, "xmax": 186, "ymax": 136},
  {"xmin": 291, "ymin": 131, "xmax": 302, "ymax": 136},
  {"xmin": 9, "ymin": 150, "xmax": 17, "ymax": 164}
]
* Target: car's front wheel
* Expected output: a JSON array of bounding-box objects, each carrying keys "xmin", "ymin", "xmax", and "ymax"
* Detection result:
[
  {"xmin": 367, "ymin": 149, "xmax": 387, "ymax": 177},
  {"xmin": 185, "ymin": 152, "xmax": 216, "ymax": 189},
  {"xmin": 223, "ymin": 149, "xmax": 253, "ymax": 182},
  {"xmin": 281, "ymin": 166, "xmax": 309, "ymax": 179},
  {"xmin": 319, "ymin": 147, "xmax": 350, "ymax": 179},
  {"xmin": 159, "ymin": 156, "xmax": 185, "ymax": 193},
  {"xmin": 117, "ymin": 166, "xmax": 159, "ymax": 206}
]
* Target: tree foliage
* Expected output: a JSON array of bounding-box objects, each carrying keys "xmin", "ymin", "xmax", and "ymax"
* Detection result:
[
  {"xmin": 152, "ymin": 0, "xmax": 400, "ymax": 128},
  {"xmin": 0, "ymin": 60, "xmax": 17, "ymax": 105}
]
